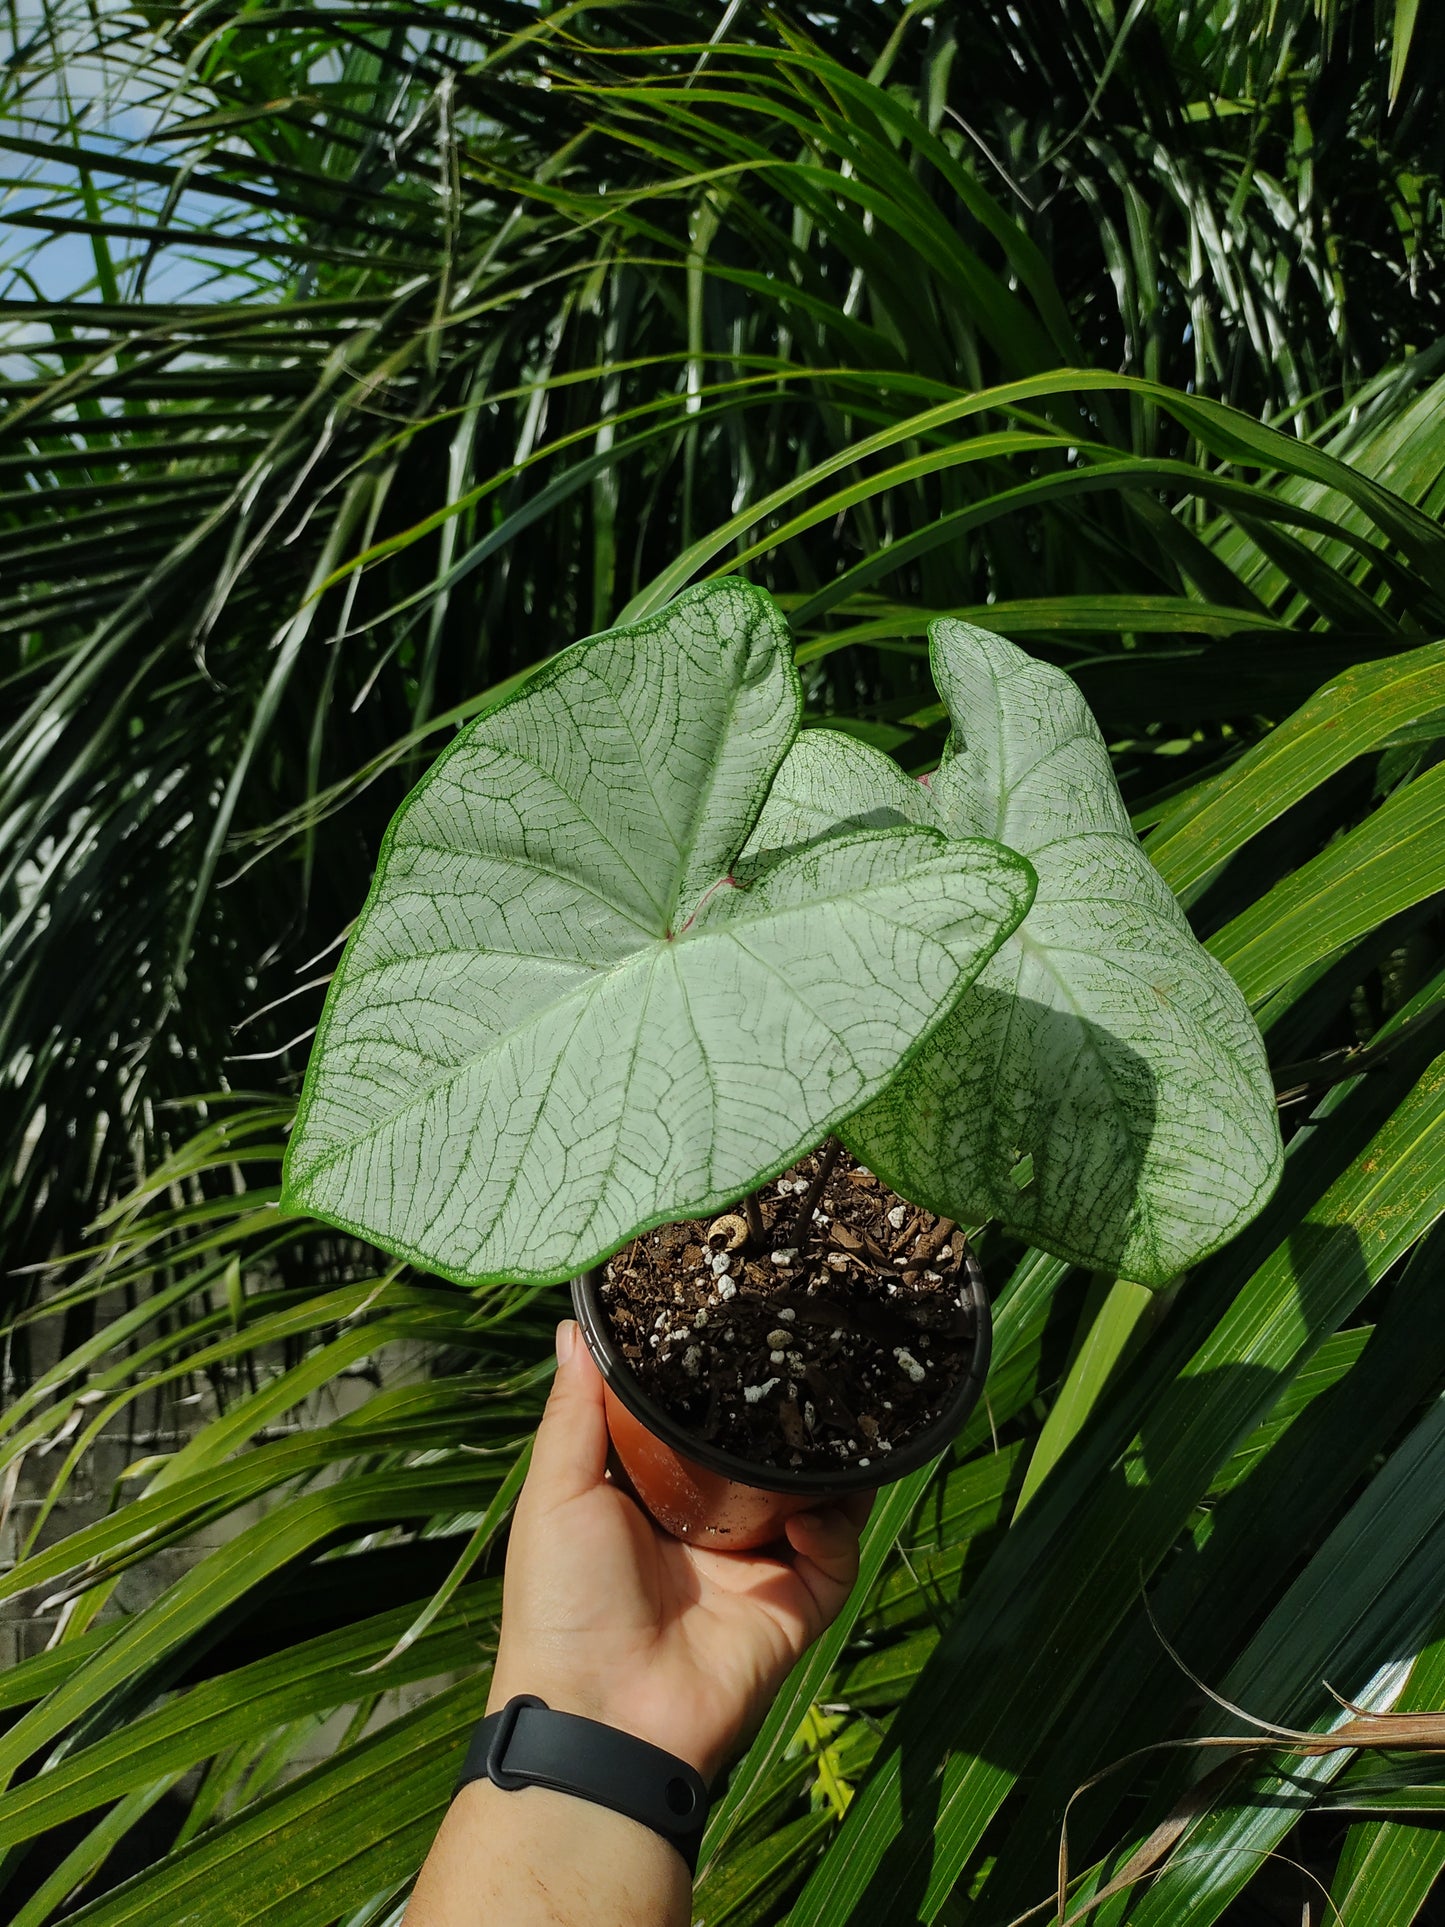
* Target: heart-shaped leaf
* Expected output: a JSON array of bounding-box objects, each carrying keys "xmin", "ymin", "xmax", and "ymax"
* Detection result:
[
  {"xmin": 283, "ymin": 583, "xmax": 1037, "ymax": 1286},
  {"xmin": 746, "ymin": 621, "xmax": 1283, "ymax": 1285}
]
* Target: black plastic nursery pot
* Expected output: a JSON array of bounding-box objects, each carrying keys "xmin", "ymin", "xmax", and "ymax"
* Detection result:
[{"xmin": 571, "ymin": 1254, "xmax": 993, "ymax": 1551}]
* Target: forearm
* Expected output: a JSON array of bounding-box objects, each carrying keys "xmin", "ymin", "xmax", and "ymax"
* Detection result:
[{"xmin": 405, "ymin": 1779, "xmax": 692, "ymax": 1927}]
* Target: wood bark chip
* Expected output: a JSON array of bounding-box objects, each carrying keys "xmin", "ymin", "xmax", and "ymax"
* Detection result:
[{"xmin": 778, "ymin": 1399, "xmax": 810, "ymax": 1450}]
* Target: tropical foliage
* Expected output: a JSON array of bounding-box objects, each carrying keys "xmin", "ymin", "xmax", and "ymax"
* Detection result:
[
  {"xmin": 283, "ymin": 586, "xmax": 1281, "ymax": 1291},
  {"xmin": 2, "ymin": 2, "xmax": 1444, "ymax": 1923}
]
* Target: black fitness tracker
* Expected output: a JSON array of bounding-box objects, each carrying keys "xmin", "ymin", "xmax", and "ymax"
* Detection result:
[{"xmin": 454, "ymin": 1695, "xmax": 710, "ymax": 1874}]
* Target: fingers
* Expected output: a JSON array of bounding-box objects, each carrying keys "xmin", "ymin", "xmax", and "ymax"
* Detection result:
[
  {"xmin": 519, "ymin": 1321, "xmax": 610, "ymax": 1512},
  {"xmin": 839, "ymin": 1489, "xmax": 875, "ymax": 1532},
  {"xmin": 782, "ymin": 1504, "xmax": 863, "ymax": 1626}
]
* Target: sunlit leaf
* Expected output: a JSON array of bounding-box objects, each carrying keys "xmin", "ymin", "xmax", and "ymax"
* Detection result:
[
  {"xmin": 284, "ymin": 581, "xmax": 1035, "ymax": 1284},
  {"xmin": 752, "ymin": 622, "xmax": 1282, "ymax": 1283}
]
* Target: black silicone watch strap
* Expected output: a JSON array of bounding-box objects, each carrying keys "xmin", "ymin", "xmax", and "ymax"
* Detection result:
[{"xmin": 454, "ymin": 1696, "xmax": 710, "ymax": 1874}]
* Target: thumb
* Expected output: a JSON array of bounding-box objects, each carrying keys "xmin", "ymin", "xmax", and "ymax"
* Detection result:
[
  {"xmin": 520, "ymin": 1320, "xmax": 611, "ymax": 1510},
  {"xmin": 783, "ymin": 1504, "xmax": 864, "ymax": 1629}
]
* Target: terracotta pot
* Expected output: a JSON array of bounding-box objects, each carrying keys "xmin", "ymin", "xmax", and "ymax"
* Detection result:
[{"xmin": 571, "ymin": 1256, "xmax": 992, "ymax": 1552}]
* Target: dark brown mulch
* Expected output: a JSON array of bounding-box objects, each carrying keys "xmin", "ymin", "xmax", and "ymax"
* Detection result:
[{"xmin": 597, "ymin": 1144, "xmax": 980, "ymax": 1472}]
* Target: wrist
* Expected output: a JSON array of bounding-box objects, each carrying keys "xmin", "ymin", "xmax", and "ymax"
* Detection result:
[
  {"xmin": 487, "ymin": 1655, "xmax": 623, "ymax": 1736},
  {"xmin": 487, "ymin": 1653, "xmax": 725, "ymax": 1782},
  {"xmin": 414, "ymin": 1780, "xmax": 692, "ymax": 1927}
]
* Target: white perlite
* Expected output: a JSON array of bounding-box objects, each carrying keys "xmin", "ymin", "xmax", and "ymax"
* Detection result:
[
  {"xmin": 743, "ymin": 1378, "xmax": 779, "ymax": 1405},
  {"xmin": 710, "ymin": 1252, "xmax": 733, "ymax": 1277},
  {"xmin": 887, "ymin": 1204, "xmax": 907, "ymax": 1229},
  {"xmin": 893, "ymin": 1347, "xmax": 927, "ymax": 1383},
  {"xmin": 716, "ymin": 1274, "xmax": 738, "ymax": 1300},
  {"xmin": 766, "ymin": 1328, "xmax": 792, "ymax": 1349},
  {"xmin": 770, "ymin": 1248, "xmax": 797, "ymax": 1266},
  {"xmin": 682, "ymin": 1347, "xmax": 702, "ymax": 1376}
]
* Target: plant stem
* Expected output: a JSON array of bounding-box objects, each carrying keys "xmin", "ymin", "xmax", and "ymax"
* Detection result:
[
  {"xmin": 743, "ymin": 1189, "xmax": 767, "ymax": 1249},
  {"xmin": 788, "ymin": 1135, "xmax": 843, "ymax": 1248}
]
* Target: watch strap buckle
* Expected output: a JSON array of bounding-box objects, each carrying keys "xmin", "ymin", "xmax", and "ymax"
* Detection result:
[{"xmin": 483, "ymin": 1692, "xmax": 545, "ymax": 1791}]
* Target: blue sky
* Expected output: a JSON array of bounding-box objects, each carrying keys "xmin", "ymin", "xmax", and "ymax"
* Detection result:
[{"xmin": 2, "ymin": 0, "xmax": 286, "ymax": 306}]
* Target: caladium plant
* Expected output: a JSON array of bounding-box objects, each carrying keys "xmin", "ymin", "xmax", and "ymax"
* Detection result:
[
  {"xmin": 283, "ymin": 579, "xmax": 1282, "ymax": 1290},
  {"xmin": 745, "ymin": 622, "xmax": 1285, "ymax": 1284}
]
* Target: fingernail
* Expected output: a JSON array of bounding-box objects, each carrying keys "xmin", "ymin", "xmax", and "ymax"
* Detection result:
[{"xmin": 555, "ymin": 1319, "xmax": 578, "ymax": 1367}]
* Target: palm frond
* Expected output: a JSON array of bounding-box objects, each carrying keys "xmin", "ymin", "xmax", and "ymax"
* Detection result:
[{"xmin": 2, "ymin": 6, "xmax": 1444, "ymax": 1924}]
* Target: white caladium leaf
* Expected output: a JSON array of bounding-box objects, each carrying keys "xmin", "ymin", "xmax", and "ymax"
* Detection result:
[
  {"xmin": 750, "ymin": 624, "xmax": 1283, "ymax": 1285},
  {"xmin": 735, "ymin": 728, "xmax": 931, "ymax": 861},
  {"xmin": 284, "ymin": 582, "xmax": 1037, "ymax": 1286}
]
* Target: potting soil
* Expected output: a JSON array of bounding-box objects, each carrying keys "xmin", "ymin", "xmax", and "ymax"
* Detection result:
[{"xmin": 597, "ymin": 1148, "xmax": 980, "ymax": 1471}]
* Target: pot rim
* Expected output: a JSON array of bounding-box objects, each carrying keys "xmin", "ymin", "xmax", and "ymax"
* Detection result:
[{"xmin": 571, "ymin": 1249, "xmax": 993, "ymax": 1495}]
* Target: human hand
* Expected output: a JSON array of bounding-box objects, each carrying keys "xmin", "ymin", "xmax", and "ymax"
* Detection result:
[{"xmin": 487, "ymin": 1320, "xmax": 868, "ymax": 1784}]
